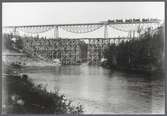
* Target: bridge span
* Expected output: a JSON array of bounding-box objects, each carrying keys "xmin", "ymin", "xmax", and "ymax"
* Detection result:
[
  {"xmin": 3, "ymin": 18, "xmax": 160, "ymax": 39},
  {"xmin": 3, "ymin": 19, "xmax": 161, "ymax": 65}
]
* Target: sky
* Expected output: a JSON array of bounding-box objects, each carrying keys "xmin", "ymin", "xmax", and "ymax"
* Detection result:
[{"xmin": 2, "ymin": 2, "xmax": 165, "ymax": 38}]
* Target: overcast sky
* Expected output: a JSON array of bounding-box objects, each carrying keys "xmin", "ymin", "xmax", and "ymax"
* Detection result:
[
  {"xmin": 2, "ymin": 2, "xmax": 165, "ymax": 38},
  {"xmin": 3, "ymin": 2, "xmax": 164, "ymax": 26}
]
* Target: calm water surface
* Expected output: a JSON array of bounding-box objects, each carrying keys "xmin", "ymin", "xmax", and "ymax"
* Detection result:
[{"xmin": 23, "ymin": 64, "xmax": 165, "ymax": 114}]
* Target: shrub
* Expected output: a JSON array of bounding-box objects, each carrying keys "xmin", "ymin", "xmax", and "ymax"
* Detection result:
[{"xmin": 5, "ymin": 65, "xmax": 83, "ymax": 114}]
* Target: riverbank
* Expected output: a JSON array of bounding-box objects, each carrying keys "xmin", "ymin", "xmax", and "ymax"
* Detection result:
[
  {"xmin": 3, "ymin": 64, "xmax": 83, "ymax": 114},
  {"xmin": 2, "ymin": 49, "xmax": 61, "ymax": 67},
  {"xmin": 100, "ymin": 62, "xmax": 164, "ymax": 76}
]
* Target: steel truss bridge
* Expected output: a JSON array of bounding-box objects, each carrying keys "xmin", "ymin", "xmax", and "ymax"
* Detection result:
[{"xmin": 3, "ymin": 18, "xmax": 161, "ymax": 65}]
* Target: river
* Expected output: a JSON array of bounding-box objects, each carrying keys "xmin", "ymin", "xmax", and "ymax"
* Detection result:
[{"xmin": 23, "ymin": 64, "xmax": 165, "ymax": 114}]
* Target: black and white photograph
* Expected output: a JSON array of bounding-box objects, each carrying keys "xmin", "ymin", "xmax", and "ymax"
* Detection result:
[{"xmin": 2, "ymin": 2, "xmax": 165, "ymax": 114}]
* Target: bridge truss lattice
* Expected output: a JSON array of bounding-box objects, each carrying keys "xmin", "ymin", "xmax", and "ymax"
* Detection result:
[{"xmin": 3, "ymin": 18, "xmax": 161, "ymax": 39}]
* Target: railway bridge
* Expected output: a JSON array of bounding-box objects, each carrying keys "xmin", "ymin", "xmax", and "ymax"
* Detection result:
[{"xmin": 3, "ymin": 18, "xmax": 161, "ymax": 65}]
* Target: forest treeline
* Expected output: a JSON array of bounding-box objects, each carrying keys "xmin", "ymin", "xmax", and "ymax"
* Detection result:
[{"xmin": 102, "ymin": 26, "xmax": 164, "ymax": 73}]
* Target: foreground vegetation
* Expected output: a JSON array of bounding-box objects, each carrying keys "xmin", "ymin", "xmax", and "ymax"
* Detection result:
[
  {"xmin": 102, "ymin": 26, "xmax": 164, "ymax": 73},
  {"xmin": 4, "ymin": 64, "xmax": 83, "ymax": 114}
]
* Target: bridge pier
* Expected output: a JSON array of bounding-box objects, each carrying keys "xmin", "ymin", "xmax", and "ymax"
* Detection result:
[
  {"xmin": 104, "ymin": 24, "xmax": 108, "ymax": 38},
  {"xmin": 54, "ymin": 26, "xmax": 59, "ymax": 39},
  {"xmin": 87, "ymin": 38, "xmax": 110, "ymax": 65}
]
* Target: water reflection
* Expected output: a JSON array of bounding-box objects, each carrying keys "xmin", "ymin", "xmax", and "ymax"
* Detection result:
[{"xmin": 23, "ymin": 65, "xmax": 165, "ymax": 114}]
